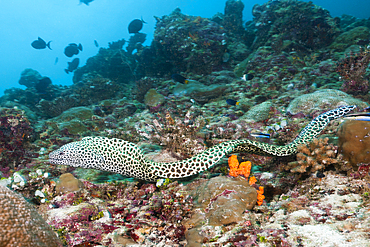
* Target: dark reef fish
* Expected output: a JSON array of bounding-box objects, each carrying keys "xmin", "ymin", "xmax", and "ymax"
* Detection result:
[
  {"xmin": 35, "ymin": 77, "xmax": 52, "ymax": 93},
  {"xmin": 31, "ymin": 37, "xmax": 52, "ymax": 50},
  {"xmin": 171, "ymin": 74, "xmax": 188, "ymax": 84},
  {"xmin": 80, "ymin": 0, "xmax": 94, "ymax": 5},
  {"xmin": 54, "ymin": 57, "xmax": 58, "ymax": 65},
  {"xmin": 316, "ymin": 171, "xmax": 325, "ymax": 178},
  {"xmin": 241, "ymin": 74, "xmax": 254, "ymax": 81},
  {"xmin": 65, "ymin": 58, "xmax": 80, "ymax": 74},
  {"xmin": 94, "ymin": 40, "xmax": 99, "ymax": 47},
  {"xmin": 64, "ymin": 43, "xmax": 83, "ymax": 57},
  {"xmin": 226, "ymin": 99, "xmax": 239, "ymax": 106},
  {"xmin": 128, "ymin": 18, "xmax": 146, "ymax": 34}
]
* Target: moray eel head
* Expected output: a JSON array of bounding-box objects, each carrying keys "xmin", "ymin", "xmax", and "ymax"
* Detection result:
[{"xmin": 49, "ymin": 141, "xmax": 105, "ymax": 169}]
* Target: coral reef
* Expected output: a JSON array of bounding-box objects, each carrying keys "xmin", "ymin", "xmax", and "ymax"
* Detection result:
[
  {"xmin": 73, "ymin": 46, "xmax": 136, "ymax": 85},
  {"xmin": 330, "ymin": 26, "xmax": 370, "ymax": 51},
  {"xmin": 152, "ymin": 8, "xmax": 227, "ymax": 74},
  {"xmin": 126, "ymin": 33, "xmax": 147, "ymax": 54},
  {"xmin": 2, "ymin": 0, "xmax": 370, "ymax": 246},
  {"xmin": 186, "ymin": 176, "xmax": 257, "ymax": 226},
  {"xmin": 55, "ymin": 173, "xmax": 84, "ymax": 195},
  {"xmin": 223, "ymin": 0, "xmax": 245, "ymax": 35},
  {"xmin": 36, "ymin": 96, "xmax": 79, "ymax": 118},
  {"xmin": 133, "ymin": 77, "xmax": 158, "ymax": 102},
  {"xmin": 18, "ymin": 69, "xmax": 57, "ymax": 98},
  {"xmin": 251, "ymin": 0, "xmax": 339, "ymax": 51},
  {"xmin": 144, "ymin": 88, "xmax": 165, "ymax": 109},
  {"xmin": 18, "ymin": 68, "xmax": 43, "ymax": 88}
]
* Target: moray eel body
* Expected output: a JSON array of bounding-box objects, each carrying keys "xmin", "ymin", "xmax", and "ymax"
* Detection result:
[{"xmin": 49, "ymin": 105, "xmax": 356, "ymax": 181}]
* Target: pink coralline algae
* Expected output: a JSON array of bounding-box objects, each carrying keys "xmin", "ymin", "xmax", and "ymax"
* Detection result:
[{"xmin": 46, "ymin": 180, "xmax": 193, "ymax": 246}]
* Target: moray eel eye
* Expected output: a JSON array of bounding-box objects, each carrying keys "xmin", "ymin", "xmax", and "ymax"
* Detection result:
[{"xmin": 59, "ymin": 151, "xmax": 64, "ymax": 156}]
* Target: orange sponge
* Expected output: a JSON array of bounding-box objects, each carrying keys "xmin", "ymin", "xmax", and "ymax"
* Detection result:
[
  {"xmin": 249, "ymin": 176, "xmax": 257, "ymax": 185},
  {"xmin": 228, "ymin": 155, "xmax": 240, "ymax": 177},
  {"xmin": 228, "ymin": 155, "xmax": 252, "ymax": 178},
  {"xmin": 238, "ymin": 161, "xmax": 252, "ymax": 178},
  {"xmin": 256, "ymin": 186, "xmax": 265, "ymax": 206}
]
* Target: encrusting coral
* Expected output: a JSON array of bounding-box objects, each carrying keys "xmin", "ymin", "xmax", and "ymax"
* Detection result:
[{"xmin": 0, "ymin": 185, "xmax": 62, "ymax": 247}]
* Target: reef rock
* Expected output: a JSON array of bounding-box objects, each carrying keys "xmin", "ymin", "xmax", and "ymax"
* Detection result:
[
  {"xmin": 144, "ymin": 88, "xmax": 165, "ymax": 108},
  {"xmin": 286, "ymin": 89, "xmax": 367, "ymax": 115},
  {"xmin": 330, "ymin": 26, "xmax": 370, "ymax": 51},
  {"xmin": 18, "ymin": 68, "xmax": 43, "ymax": 88},
  {"xmin": 187, "ymin": 176, "xmax": 257, "ymax": 226},
  {"xmin": 243, "ymin": 101, "xmax": 273, "ymax": 122}
]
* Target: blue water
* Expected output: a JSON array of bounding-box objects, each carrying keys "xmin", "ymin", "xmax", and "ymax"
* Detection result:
[{"xmin": 0, "ymin": 0, "xmax": 369, "ymax": 96}]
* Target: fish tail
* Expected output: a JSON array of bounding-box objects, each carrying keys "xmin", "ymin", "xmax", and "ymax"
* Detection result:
[
  {"xmin": 47, "ymin": 41, "xmax": 52, "ymax": 50},
  {"xmin": 236, "ymin": 102, "xmax": 240, "ymax": 105},
  {"xmin": 65, "ymin": 69, "xmax": 69, "ymax": 74},
  {"xmin": 185, "ymin": 80, "xmax": 189, "ymax": 84}
]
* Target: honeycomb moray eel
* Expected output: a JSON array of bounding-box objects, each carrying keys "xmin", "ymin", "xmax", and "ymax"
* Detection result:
[{"xmin": 49, "ymin": 105, "xmax": 356, "ymax": 181}]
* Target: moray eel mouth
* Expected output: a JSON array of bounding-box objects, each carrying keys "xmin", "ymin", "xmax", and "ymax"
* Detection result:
[{"xmin": 48, "ymin": 105, "xmax": 357, "ymax": 181}]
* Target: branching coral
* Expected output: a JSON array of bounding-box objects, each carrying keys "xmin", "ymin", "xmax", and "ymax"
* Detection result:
[
  {"xmin": 284, "ymin": 137, "xmax": 341, "ymax": 174},
  {"xmin": 137, "ymin": 111, "xmax": 206, "ymax": 159}
]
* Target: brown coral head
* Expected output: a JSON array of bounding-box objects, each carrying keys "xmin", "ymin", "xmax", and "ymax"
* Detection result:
[{"xmin": 338, "ymin": 120, "xmax": 370, "ymax": 167}]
